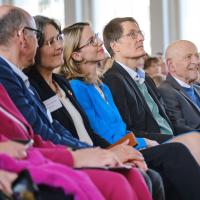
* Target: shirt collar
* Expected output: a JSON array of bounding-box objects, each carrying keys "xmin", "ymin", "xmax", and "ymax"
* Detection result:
[
  {"xmin": 0, "ymin": 56, "xmax": 30, "ymax": 88},
  {"xmin": 117, "ymin": 61, "xmax": 145, "ymax": 84},
  {"xmin": 172, "ymin": 75, "xmax": 191, "ymax": 88}
]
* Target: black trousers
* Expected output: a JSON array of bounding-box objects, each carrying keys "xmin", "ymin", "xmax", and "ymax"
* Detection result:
[
  {"xmin": 141, "ymin": 143, "xmax": 200, "ymax": 200},
  {"xmin": 140, "ymin": 169, "xmax": 165, "ymax": 200},
  {"xmin": 135, "ymin": 132, "xmax": 173, "ymax": 143},
  {"xmin": 39, "ymin": 185, "xmax": 73, "ymax": 200}
]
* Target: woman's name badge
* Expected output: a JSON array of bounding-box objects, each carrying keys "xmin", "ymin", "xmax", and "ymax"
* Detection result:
[{"xmin": 43, "ymin": 95, "xmax": 62, "ymax": 113}]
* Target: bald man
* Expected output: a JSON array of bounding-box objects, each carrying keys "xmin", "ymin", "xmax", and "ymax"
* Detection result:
[{"xmin": 159, "ymin": 40, "xmax": 200, "ymax": 135}]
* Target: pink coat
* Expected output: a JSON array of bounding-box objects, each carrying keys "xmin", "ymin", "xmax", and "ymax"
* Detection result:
[
  {"xmin": 0, "ymin": 84, "xmax": 152, "ymax": 200},
  {"xmin": 0, "ymin": 148, "xmax": 104, "ymax": 200},
  {"xmin": 0, "ymin": 84, "xmax": 73, "ymax": 166}
]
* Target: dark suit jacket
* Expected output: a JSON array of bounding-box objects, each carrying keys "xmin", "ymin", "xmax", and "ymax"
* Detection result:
[
  {"xmin": 26, "ymin": 68, "xmax": 110, "ymax": 148},
  {"xmin": 0, "ymin": 57, "xmax": 89, "ymax": 149},
  {"xmin": 103, "ymin": 61, "xmax": 173, "ymax": 142},
  {"xmin": 159, "ymin": 74, "xmax": 200, "ymax": 135}
]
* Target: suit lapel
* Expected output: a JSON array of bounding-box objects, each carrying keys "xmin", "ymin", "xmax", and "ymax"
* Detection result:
[
  {"xmin": 180, "ymin": 89, "xmax": 200, "ymax": 112},
  {"xmin": 52, "ymin": 75, "xmax": 79, "ymax": 123},
  {"xmin": 113, "ymin": 62, "xmax": 148, "ymax": 106},
  {"xmin": 28, "ymin": 85, "xmax": 52, "ymax": 122},
  {"xmin": 194, "ymin": 86, "xmax": 200, "ymax": 100},
  {"xmin": 26, "ymin": 70, "xmax": 61, "ymax": 124},
  {"xmin": 145, "ymin": 79, "xmax": 172, "ymax": 125},
  {"xmin": 112, "ymin": 62, "xmax": 173, "ymax": 128},
  {"xmin": 167, "ymin": 75, "xmax": 200, "ymax": 113},
  {"xmin": 113, "ymin": 62, "xmax": 162, "ymax": 116},
  {"xmin": 54, "ymin": 75, "xmax": 93, "ymax": 131},
  {"xmin": 0, "ymin": 58, "xmax": 47, "ymax": 133}
]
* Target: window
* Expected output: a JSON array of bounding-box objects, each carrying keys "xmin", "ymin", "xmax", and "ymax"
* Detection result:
[
  {"xmin": 13, "ymin": 0, "xmax": 65, "ymax": 27},
  {"xmin": 181, "ymin": 0, "xmax": 200, "ymax": 50},
  {"xmin": 92, "ymin": 0, "xmax": 151, "ymax": 53}
]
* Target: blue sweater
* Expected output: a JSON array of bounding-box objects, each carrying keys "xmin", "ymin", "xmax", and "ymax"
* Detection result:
[
  {"xmin": 70, "ymin": 79, "xmax": 147, "ymax": 149},
  {"xmin": 182, "ymin": 86, "xmax": 200, "ymax": 108}
]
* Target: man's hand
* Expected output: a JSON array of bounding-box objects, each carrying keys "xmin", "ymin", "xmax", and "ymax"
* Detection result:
[
  {"xmin": 0, "ymin": 141, "xmax": 27, "ymax": 159},
  {"xmin": 71, "ymin": 147, "xmax": 120, "ymax": 168}
]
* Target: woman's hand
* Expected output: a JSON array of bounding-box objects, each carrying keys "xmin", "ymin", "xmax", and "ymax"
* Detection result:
[
  {"xmin": 144, "ymin": 138, "xmax": 159, "ymax": 147},
  {"xmin": 71, "ymin": 147, "xmax": 120, "ymax": 168},
  {"xmin": 109, "ymin": 140, "xmax": 148, "ymax": 171},
  {"xmin": 0, "ymin": 170, "xmax": 17, "ymax": 195}
]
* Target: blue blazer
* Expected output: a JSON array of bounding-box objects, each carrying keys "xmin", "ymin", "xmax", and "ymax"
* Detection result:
[
  {"xmin": 70, "ymin": 79, "xmax": 147, "ymax": 149},
  {"xmin": 0, "ymin": 57, "xmax": 90, "ymax": 149}
]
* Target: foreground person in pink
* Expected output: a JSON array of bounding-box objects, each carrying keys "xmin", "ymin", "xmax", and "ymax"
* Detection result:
[{"xmin": 0, "ymin": 83, "xmax": 151, "ymax": 200}]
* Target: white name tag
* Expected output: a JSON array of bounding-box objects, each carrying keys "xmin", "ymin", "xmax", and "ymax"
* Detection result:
[
  {"xmin": 43, "ymin": 95, "xmax": 63, "ymax": 113},
  {"xmin": 46, "ymin": 109, "xmax": 53, "ymax": 123}
]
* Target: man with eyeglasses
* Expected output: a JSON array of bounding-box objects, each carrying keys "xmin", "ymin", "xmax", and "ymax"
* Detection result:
[
  {"xmin": 0, "ymin": 5, "xmax": 90, "ymax": 149},
  {"xmin": 103, "ymin": 17, "xmax": 173, "ymax": 144},
  {"xmin": 159, "ymin": 40, "xmax": 200, "ymax": 135},
  {"xmin": 103, "ymin": 17, "xmax": 200, "ymax": 200}
]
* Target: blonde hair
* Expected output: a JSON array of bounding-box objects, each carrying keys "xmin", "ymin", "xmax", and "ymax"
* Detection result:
[{"xmin": 61, "ymin": 22, "xmax": 101, "ymax": 84}]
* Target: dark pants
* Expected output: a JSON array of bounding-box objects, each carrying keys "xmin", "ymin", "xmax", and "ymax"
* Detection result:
[
  {"xmin": 135, "ymin": 132, "xmax": 173, "ymax": 143},
  {"xmin": 39, "ymin": 185, "xmax": 73, "ymax": 200},
  {"xmin": 140, "ymin": 169, "xmax": 165, "ymax": 200},
  {"xmin": 141, "ymin": 143, "xmax": 200, "ymax": 200}
]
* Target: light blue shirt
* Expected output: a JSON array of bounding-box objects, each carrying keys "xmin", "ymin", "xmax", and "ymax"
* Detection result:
[{"xmin": 118, "ymin": 62, "xmax": 173, "ymax": 135}]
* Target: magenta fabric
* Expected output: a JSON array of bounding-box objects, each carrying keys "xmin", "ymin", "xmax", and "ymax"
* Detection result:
[
  {"xmin": 121, "ymin": 169, "xmax": 153, "ymax": 200},
  {"xmin": 0, "ymin": 84, "xmax": 152, "ymax": 200},
  {"xmin": 0, "ymin": 149, "xmax": 104, "ymax": 200},
  {"xmin": 83, "ymin": 168, "xmax": 152, "ymax": 200},
  {"xmin": 0, "ymin": 84, "xmax": 74, "ymax": 166}
]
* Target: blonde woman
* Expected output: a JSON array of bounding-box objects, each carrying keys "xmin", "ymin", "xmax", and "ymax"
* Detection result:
[{"xmin": 61, "ymin": 22, "xmax": 151, "ymax": 150}]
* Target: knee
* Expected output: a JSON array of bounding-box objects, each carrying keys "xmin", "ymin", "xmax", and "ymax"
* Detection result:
[
  {"xmin": 168, "ymin": 142, "xmax": 188, "ymax": 152},
  {"xmin": 147, "ymin": 169, "xmax": 163, "ymax": 186},
  {"xmin": 106, "ymin": 172, "xmax": 135, "ymax": 199},
  {"xmin": 166, "ymin": 142, "xmax": 193, "ymax": 159},
  {"xmin": 110, "ymin": 172, "xmax": 130, "ymax": 188}
]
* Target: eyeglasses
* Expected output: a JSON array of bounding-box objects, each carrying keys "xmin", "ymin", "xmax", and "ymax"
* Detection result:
[
  {"xmin": 76, "ymin": 33, "xmax": 99, "ymax": 51},
  {"xmin": 23, "ymin": 27, "xmax": 42, "ymax": 40},
  {"xmin": 120, "ymin": 30, "xmax": 144, "ymax": 40},
  {"xmin": 44, "ymin": 33, "xmax": 64, "ymax": 47}
]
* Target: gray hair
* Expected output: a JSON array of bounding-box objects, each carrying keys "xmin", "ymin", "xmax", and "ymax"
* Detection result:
[{"xmin": 0, "ymin": 8, "xmax": 30, "ymax": 45}]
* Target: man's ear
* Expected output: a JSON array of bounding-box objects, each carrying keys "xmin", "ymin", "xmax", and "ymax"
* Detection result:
[
  {"xmin": 17, "ymin": 29, "xmax": 27, "ymax": 49},
  {"xmin": 110, "ymin": 41, "xmax": 120, "ymax": 53},
  {"xmin": 166, "ymin": 58, "xmax": 174, "ymax": 72},
  {"xmin": 71, "ymin": 51, "xmax": 83, "ymax": 62}
]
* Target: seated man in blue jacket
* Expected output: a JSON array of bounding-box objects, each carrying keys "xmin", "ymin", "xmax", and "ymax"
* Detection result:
[{"xmin": 0, "ymin": 6, "xmax": 89, "ymax": 149}]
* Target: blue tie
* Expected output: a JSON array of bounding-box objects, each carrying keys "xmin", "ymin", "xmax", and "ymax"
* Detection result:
[{"xmin": 182, "ymin": 86, "xmax": 200, "ymax": 108}]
